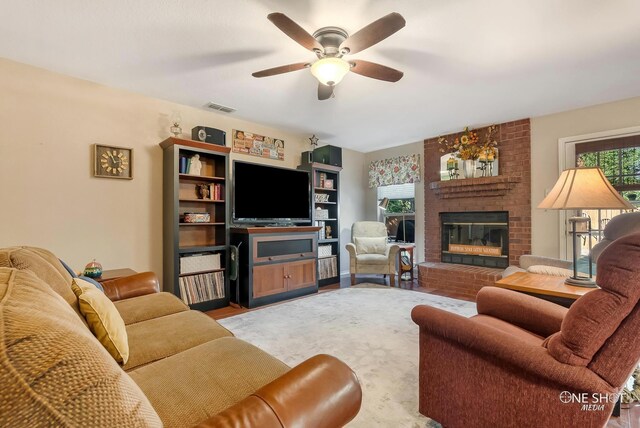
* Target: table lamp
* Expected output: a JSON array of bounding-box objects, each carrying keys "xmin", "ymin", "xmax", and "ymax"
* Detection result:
[
  {"xmin": 378, "ymin": 197, "xmax": 409, "ymax": 243},
  {"xmin": 378, "ymin": 197, "xmax": 391, "ymax": 238},
  {"xmin": 378, "ymin": 197, "xmax": 389, "ymax": 210},
  {"xmin": 538, "ymin": 167, "xmax": 634, "ymax": 287}
]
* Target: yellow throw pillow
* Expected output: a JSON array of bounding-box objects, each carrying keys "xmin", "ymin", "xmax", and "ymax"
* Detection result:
[{"xmin": 72, "ymin": 278, "xmax": 129, "ymax": 364}]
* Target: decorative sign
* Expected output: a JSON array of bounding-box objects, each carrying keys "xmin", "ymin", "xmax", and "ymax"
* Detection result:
[
  {"xmin": 448, "ymin": 244, "xmax": 502, "ymax": 256},
  {"xmin": 232, "ymin": 129, "xmax": 284, "ymax": 161}
]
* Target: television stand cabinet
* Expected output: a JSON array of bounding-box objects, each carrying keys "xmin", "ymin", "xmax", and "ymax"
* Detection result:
[{"xmin": 230, "ymin": 226, "xmax": 320, "ymax": 308}]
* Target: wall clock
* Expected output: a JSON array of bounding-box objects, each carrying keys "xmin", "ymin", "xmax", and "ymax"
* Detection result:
[{"xmin": 94, "ymin": 144, "xmax": 133, "ymax": 179}]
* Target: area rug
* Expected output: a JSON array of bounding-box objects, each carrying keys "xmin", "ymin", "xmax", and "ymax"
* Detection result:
[{"xmin": 219, "ymin": 286, "xmax": 477, "ymax": 427}]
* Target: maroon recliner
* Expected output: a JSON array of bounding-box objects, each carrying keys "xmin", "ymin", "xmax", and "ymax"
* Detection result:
[{"xmin": 412, "ymin": 232, "xmax": 640, "ymax": 428}]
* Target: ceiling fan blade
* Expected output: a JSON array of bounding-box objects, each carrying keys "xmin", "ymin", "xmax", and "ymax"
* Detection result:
[
  {"xmin": 339, "ymin": 12, "xmax": 405, "ymax": 55},
  {"xmin": 349, "ymin": 60, "xmax": 404, "ymax": 82},
  {"xmin": 267, "ymin": 13, "xmax": 324, "ymax": 53},
  {"xmin": 318, "ymin": 83, "xmax": 334, "ymax": 100},
  {"xmin": 252, "ymin": 62, "xmax": 309, "ymax": 78}
]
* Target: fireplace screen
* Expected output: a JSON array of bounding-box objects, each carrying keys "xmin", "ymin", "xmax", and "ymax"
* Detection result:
[{"xmin": 441, "ymin": 211, "xmax": 509, "ymax": 268}]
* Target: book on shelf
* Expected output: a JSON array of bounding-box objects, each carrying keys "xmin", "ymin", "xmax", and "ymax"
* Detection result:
[
  {"xmin": 315, "ymin": 220, "xmax": 326, "ymax": 239},
  {"xmin": 208, "ymin": 183, "xmax": 223, "ymax": 200},
  {"xmin": 178, "ymin": 271, "xmax": 225, "ymax": 305}
]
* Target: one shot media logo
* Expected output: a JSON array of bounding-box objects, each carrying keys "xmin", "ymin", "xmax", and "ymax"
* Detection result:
[{"xmin": 559, "ymin": 391, "xmax": 621, "ymax": 411}]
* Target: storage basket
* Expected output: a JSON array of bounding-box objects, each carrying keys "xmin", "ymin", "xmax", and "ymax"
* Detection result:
[
  {"xmin": 318, "ymin": 245, "xmax": 332, "ymax": 258},
  {"xmin": 182, "ymin": 212, "xmax": 210, "ymax": 223},
  {"xmin": 180, "ymin": 253, "xmax": 221, "ymax": 274}
]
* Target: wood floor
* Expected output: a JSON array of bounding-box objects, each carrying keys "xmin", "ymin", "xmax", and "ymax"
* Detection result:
[
  {"xmin": 207, "ymin": 273, "xmax": 472, "ymax": 320},
  {"xmin": 205, "ymin": 272, "xmax": 638, "ymax": 428}
]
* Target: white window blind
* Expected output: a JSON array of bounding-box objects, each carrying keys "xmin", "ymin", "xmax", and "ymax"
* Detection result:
[{"xmin": 377, "ymin": 183, "xmax": 415, "ymax": 200}]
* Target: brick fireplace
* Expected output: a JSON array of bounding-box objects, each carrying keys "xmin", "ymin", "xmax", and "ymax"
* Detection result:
[{"xmin": 419, "ymin": 119, "xmax": 532, "ymax": 298}]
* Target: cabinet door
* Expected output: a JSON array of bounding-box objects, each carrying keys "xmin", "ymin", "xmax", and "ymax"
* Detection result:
[
  {"xmin": 253, "ymin": 264, "xmax": 286, "ymax": 298},
  {"xmin": 286, "ymin": 259, "xmax": 317, "ymax": 291}
]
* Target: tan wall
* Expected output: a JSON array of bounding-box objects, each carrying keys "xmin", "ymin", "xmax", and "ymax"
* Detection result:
[
  {"xmin": 6, "ymin": 57, "xmax": 637, "ymax": 277},
  {"xmin": 337, "ymin": 148, "xmax": 368, "ymax": 274},
  {"xmin": 364, "ymin": 142, "xmax": 425, "ymax": 263},
  {"xmin": 0, "ymin": 58, "xmax": 309, "ymax": 280},
  {"xmin": 530, "ymin": 96, "xmax": 640, "ymax": 258}
]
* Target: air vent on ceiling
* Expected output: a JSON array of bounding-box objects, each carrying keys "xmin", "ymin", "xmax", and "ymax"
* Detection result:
[{"xmin": 206, "ymin": 102, "xmax": 236, "ymax": 113}]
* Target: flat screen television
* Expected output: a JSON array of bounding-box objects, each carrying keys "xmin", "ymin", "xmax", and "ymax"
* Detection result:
[{"xmin": 233, "ymin": 160, "xmax": 311, "ymax": 224}]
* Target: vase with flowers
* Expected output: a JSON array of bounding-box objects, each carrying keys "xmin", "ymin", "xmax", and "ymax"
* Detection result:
[{"xmin": 439, "ymin": 127, "xmax": 480, "ymax": 178}]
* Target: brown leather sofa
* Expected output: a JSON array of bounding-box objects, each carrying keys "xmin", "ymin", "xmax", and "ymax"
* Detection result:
[
  {"xmin": 0, "ymin": 246, "xmax": 362, "ymax": 427},
  {"xmin": 411, "ymin": 233, "xmax": 640, "ymax": 428}
]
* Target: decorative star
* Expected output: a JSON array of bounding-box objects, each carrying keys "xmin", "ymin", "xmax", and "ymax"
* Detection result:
[{"xmin": 309, "ymin": 134, "xmax": 319, "ymax": 148}]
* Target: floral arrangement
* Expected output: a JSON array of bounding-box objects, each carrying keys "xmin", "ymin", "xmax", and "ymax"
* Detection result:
[
  {"xmin": 480, "ymin": 125, "xmax": 499, "ymax": 161},
  {"xmin": 439, "ymin": 125, "xmax": 499, "ymax": 161},
  {"xmin": 438, "ymin": 127, "xmax": 479, "ymax": 160}
]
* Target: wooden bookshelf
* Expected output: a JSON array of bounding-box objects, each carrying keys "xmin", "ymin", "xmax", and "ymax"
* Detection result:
[
  {"xmin": 298, "ymin": 162, "xmax": 342, "ymax": 286},
  {"xmin": 161, "ymin": 137, "xmax": 231, "ymax": 310}
]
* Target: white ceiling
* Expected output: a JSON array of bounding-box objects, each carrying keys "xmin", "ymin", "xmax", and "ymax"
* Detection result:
[{"xmin": 2, "ymin": 0, "xmax": 640, "ymax": 152}]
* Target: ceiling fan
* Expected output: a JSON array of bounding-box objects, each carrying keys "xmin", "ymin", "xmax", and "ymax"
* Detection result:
[{"xmin": 252, "ymin": 12, "xmax": 406, "ymax": 100}]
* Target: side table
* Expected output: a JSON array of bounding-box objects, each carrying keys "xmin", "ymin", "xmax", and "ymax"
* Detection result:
[
  {"xmin": 494, "ymin": 271, "xmax": 594, "ymax": 307},
  {"xmin": 397, "ymin": 243, "xmax": 415, "ymax": 282},
  {"xmin": 94, "ymin": 268, "xmax": 138, "ymax": 284}
]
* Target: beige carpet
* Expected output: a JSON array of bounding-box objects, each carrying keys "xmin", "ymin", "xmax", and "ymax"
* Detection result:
[{"xmin": 219, "ymin": 286, "xmax": 477, "ymax": 427}]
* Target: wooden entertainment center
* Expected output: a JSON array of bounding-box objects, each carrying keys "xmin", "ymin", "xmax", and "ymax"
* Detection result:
[
  {"xmin": 159, "ymin": 136, "xmax": 337, "ymax": 310},
  {"xmin": 231, "ymin": 226, "xmax": 320, "ymax": 308}
]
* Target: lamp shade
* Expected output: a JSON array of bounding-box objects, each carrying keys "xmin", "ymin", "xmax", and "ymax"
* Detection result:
[
  {"xmin": 378, "ymin": 197, "xmax": 389, "ymax": 210},
  {"xmin": 310, "ymin": 58, "xmax": 350, "ymax": 86},
  {"xmin": 538, "ymin": 167, "xmax": 634, "ymax": 210}
]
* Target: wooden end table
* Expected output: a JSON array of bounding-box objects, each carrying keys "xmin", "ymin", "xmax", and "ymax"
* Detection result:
[
  {"xmin": 94, "ymin": 268, "xmax": 137, "ymax": 284},
  {"xmin": 397, "ymin": 243, "xmax": 415, "ymax": 282},
  {"xmin": 494, "ymin": 271, "xmax": 595, "ymax": 307}
]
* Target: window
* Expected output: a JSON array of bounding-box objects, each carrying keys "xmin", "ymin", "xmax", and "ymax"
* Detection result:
[
  {"xmin": 577, "ymin": 147, "xmax": 640, "ymax": 198},
  {"xmin": 575, "ymin": 137, "xmax": 639, "ymax": 254},
  {"xmin": 377, "ymin": 183, "xmax": 415, "ymax": 242}
]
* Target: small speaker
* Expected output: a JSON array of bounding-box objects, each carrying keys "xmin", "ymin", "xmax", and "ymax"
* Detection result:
[
  {"xmin": 191, "ymin": 126, "xmax": 226, "ymax": 146},
  {"xmin": 300, "ymin": 151, "xmax": 313, "ymax": 165},
  {"xmin": 313, "ymin": 145, "xmax": 342, "ymax": 167}
]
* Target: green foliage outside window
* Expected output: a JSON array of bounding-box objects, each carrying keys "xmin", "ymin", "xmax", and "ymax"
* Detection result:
[
  {"xmin": 386, "ymin": 199, "xmax": 414, "ymax": 213},
  {"xmin": 578, "ymin": 146, "xmax": 640, "ymax": 193}
]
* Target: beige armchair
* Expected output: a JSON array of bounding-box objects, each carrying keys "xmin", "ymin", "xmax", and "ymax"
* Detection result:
[{"xmin": 346, "ymin": 221, "xmax": 400, "ymax": 286}]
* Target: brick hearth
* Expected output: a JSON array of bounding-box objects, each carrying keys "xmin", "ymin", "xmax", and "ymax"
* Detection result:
[
  {"xmin": 419, "ymin": 119, "xmax": 532, "ymax": 299},
  {"xmin": 419, "ymin": 262, "xmax": 503, "ymax": 298}
]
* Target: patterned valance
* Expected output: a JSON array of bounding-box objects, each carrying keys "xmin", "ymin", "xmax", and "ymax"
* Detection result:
[{"xmin": 368, "ymin": 154, "xmax": 421, "ymax": 188}]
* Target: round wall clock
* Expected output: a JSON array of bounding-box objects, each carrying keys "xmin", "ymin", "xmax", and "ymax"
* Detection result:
[{"xmin": 94, "ymin": 144, "xmax": 133, "ymax": 179}]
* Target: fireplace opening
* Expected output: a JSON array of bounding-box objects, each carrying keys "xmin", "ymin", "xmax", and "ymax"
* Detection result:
[{"xmin": 441, "ymin": 211, "xmax": 509, "ymax": 268}]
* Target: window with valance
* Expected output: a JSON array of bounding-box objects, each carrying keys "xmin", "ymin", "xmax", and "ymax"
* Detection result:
[{"xmin": 368, "ymin": 154, "xmax": 421, "ymax": 188}]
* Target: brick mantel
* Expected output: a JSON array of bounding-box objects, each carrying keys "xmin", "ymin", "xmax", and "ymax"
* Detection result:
[
  {"xmin": 420, "ymin": 119, "xmax": 532, "ymax": 297},
  {"xmin": 429, "ymin": 175, "xmax": 521, "ymax": 199}
]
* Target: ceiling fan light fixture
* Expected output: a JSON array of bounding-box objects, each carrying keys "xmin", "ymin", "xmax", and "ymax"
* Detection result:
[
  {"xmin": 310, "ymin": 57, "xmax": 350, "ymax": 86},
  {"xmin": 254, "ymin": 13, "xmax": 405, "ymax": 98}
]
